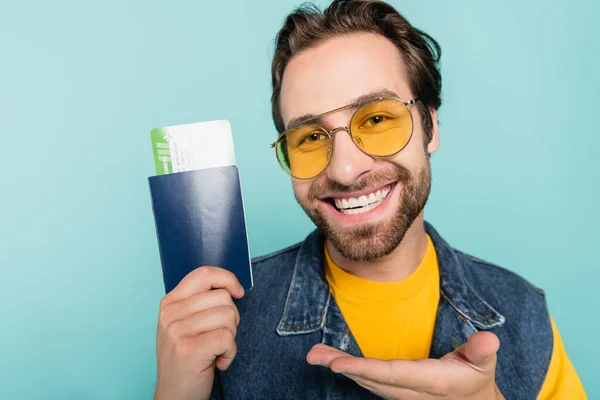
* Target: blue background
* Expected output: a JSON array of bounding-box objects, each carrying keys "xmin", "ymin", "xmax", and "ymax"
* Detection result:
[{"xmin": 0, "ymin": 0, "xmax": 597, "ymax": 398}]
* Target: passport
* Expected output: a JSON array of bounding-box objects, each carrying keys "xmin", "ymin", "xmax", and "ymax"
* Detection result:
[{"xmin": 148, "ymin": 121, "xmax": 253, "ymax": 293}]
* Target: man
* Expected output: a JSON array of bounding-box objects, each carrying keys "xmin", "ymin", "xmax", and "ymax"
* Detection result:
[{"xmin": 154, "ymin": 1, "xmax": 587, "ymax": 399}]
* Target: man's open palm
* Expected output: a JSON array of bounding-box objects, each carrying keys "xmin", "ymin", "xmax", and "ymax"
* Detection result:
[{"xmin": 306, "ymin": 331, "xmax": 505, "ymax": 400}]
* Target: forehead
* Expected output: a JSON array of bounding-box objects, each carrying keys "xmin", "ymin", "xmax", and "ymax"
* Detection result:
[{"xmin": 280, "ymin": 33, "xmax": 412, "ymax": 128}]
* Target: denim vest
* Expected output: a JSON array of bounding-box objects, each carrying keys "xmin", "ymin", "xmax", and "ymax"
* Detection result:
[{"xmin": 211, "ymin": 222, "xmax": 552, "ymax": 399}]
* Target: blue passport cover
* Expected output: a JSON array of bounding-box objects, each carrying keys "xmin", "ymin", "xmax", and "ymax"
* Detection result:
[{"xmin": 148, "ymin": 166, "xmax": 253, "ymax": 293}]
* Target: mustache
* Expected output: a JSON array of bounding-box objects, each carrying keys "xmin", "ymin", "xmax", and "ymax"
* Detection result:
[{"xmin": 308, "ymin": 164, "xmax": 412, "ymax": 200}]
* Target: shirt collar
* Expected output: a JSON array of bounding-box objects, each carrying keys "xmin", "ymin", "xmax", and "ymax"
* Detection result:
[{"xmin": 276, "ymin": 221, "xmax": 505, "ymax": 336}]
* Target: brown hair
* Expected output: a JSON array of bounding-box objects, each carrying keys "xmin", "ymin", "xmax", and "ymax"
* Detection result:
[{"xmin": 271, "ymin": 0, "xmax": 442, "ymax": 142}]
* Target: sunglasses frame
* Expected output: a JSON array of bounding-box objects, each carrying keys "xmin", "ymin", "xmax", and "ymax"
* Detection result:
[{"xmin": 270, "ymin": 96, "xmax": 419, "ymax": 180}]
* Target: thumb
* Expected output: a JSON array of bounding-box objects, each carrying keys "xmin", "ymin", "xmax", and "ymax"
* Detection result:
[{"xmin": 459, "ymin": 331, "xmax": 500, "ymax": 370}]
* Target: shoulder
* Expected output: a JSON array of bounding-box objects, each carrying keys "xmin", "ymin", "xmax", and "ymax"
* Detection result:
[
  {"xmin": 426, "ymin": 222, "xmax": 545, "ymax": 302},
  {"xmin": 251, "ymin": 241, "xmax": 302, "ymax": 266},
  {"xmin": 450, "ymin": 246, "xmax": 552, "ymax": 344},
  {"xmin": 452, "ymin": 248, "xmax": 546, "ymax": 299},
  {"xmin": 250, "ymin": 241, "xmax": 302, "ymax": 284}
]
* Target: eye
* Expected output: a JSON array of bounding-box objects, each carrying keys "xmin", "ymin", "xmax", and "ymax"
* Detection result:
[
  {"xmin": 300, "ymin": 132, "xmax": 327, "ymax": 144},
  {"xmin": 368, "ymin": 115, "xmax": 386, "ymax": 125}
]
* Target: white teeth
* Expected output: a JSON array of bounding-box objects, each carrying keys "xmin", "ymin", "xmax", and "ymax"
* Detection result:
[
  {"xmin": 333, "ymin": 185, "xmax": 392, "ymax": 212},
  {"xmin": 357, "ymin": 195, "xmax": 369, "ymax": 207},
  {"xmin": 340, "ymin": 199, "xmax": 383, "ymax": 215}
]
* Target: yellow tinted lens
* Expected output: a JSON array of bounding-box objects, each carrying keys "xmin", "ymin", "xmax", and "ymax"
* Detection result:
[
  {"xmin": 276, "ymin": 125, "xmax": 331, "ymax": 179},
  {"xmin": 350, "ymin": 98, "xmax": 413, "ymax": 156}
]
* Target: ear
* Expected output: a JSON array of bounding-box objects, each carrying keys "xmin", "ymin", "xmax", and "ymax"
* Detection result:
[{"xmin": 427, "ymin": 108, "xmax": 439, "ymax": 154}]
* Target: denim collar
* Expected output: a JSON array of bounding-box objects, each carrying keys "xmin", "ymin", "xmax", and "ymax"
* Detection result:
[{"xmin": 276, "ymin": 221, "xmax": 505, "ymax": 337}]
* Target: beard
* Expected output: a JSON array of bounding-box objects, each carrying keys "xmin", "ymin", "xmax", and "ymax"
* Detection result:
[{"xmin": 295, "ymin": 159, "xmax": 432, "ymax": 262}]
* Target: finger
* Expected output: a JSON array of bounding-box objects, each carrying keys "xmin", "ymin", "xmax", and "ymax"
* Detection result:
[
  {"xmin": 330, "ymin": 357, "xmax": 436, "ymax": 391},
  {"xmin": 166, "ymin": 305, "xmax": 239, "ymax": 341},
  {"xmin": 306, "ymin": 344, "xmax": 353, "ymax": 367},
  {"xmin": 341, "ymin": 372, "xmax": 417, "ymax": 399},
  {"xmin": 161, "ymin": 289, "xmax": 240, "ymax": 327},
  {"xmin": 163, "ymin": 266, "xmax": 245, "ymax": 306},
  {"xmin": 456, "ymin": 332, "xmax": 500, "ymax": 371},
  {"xmin": 339, "ymin": 373, "xmax": 383, "ymax": 395},
  {"xmin": 193, "ymin": 328, "xmax": 237, "ymax": 371}
]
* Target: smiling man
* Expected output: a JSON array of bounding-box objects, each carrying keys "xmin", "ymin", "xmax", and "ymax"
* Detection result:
[{"xmin": 154, "ymin": 1, "xmax": 587, "ymax": 399}]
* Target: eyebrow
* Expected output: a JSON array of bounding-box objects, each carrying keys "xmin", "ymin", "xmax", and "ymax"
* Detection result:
[{"xmin": 285, "ymin": 89, "xmax": 401, "ymax": 129}]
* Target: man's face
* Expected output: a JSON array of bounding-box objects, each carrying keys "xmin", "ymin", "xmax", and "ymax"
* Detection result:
[{"xmin": 279, "ymin": 33, "xmax": 439, "ymax": 262}]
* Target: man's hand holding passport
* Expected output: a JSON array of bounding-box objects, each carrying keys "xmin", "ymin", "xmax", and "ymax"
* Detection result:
[{"xmin": 148, "ymin": 120, "xmax": 251, "ymax": 399}]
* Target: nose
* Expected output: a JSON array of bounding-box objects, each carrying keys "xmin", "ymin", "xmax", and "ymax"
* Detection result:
[{"xmin": 325, "ymin": 128, "xmax": 374, "ymax": 186}]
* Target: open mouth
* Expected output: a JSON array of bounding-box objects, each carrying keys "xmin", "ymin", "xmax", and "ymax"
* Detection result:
[{"xmin": 327, "ymin": 184, "xmax": 393, "ymax": 215}]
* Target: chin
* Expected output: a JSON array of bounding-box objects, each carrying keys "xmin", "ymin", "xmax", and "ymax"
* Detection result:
[
  {"xmin": 308, "ymin": 176, "xmax": 430, "ymax": 262},
  {"xmin": 325, "ymin": 212, "xmax": 417, "ymax": 262}
]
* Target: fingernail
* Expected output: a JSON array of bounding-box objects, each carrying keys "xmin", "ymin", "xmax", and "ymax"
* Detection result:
[{"xmin": 239, "ymin": 286, "xmax": 245, "ymax": 296}]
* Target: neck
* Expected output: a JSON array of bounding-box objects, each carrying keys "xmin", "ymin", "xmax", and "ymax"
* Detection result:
[{"xmin": 326, "ymin": 213, "xmax": 428, "ymax": 282}]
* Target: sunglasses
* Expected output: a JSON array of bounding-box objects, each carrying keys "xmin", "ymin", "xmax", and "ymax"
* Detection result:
[{"xmin": 271, "ymin": 97, "xmax": 418, "ymax": 180}]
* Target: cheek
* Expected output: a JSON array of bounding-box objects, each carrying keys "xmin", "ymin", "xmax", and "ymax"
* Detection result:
[
  {"xmin": 292, "ymin": 180, "xmax": 312, "ymax": 202},
  {"xmin": 407, "ymin": 106, "xmax": 430, "ymax": 146},
  {"xmin": 399, "ymin": 116, "xmax": 430, "ymax": 158},
  {"xmin": 384, "ymin": 135, "xmax": 428, "ymax": 172}
]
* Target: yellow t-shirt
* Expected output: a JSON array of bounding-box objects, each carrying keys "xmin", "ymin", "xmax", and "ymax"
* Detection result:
[{"xmin": 324, "ymin": 235, "xmax": 586, "ymax": 399}]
